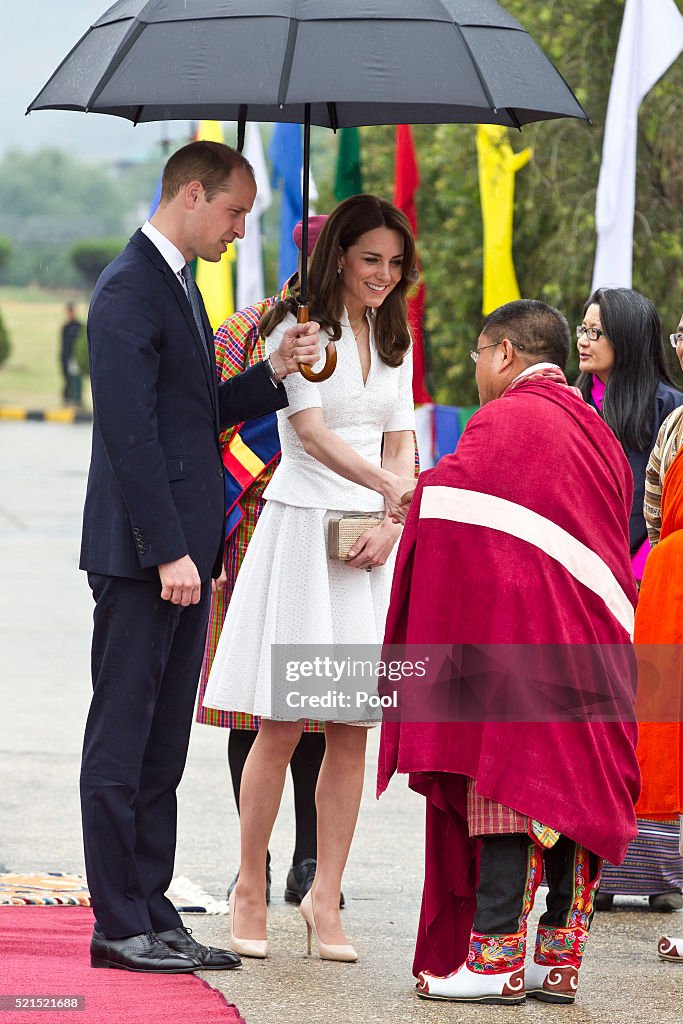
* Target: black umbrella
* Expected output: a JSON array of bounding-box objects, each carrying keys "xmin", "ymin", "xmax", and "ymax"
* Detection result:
[{"xmin": 27, "ymin": 0, "xmax": 589, "ymax": 381}]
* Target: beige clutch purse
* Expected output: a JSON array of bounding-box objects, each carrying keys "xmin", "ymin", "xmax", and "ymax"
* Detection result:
[{"xmin": 327, "ymin": 514, "xmax": 383, "ymax": 560}]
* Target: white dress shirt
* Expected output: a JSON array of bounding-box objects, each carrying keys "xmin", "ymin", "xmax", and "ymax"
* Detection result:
[{"xmin": 141, "ymin": 220, "xmax": 188, "ymax": 294}]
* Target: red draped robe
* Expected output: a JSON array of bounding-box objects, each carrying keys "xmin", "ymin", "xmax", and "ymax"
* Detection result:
[{"xmin": 378, "ymin": 370, "xmax": 640, "ymax": 977}]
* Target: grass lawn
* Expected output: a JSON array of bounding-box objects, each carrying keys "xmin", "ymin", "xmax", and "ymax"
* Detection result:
[{"xmin": 0, "ymin": 286, "xmax": 91, "ymax": 410}]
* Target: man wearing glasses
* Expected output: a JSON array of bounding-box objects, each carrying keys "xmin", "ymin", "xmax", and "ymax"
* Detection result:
[{"xmin": 379, "ymin": 299, "xmax": 640, "ymax": 1006}]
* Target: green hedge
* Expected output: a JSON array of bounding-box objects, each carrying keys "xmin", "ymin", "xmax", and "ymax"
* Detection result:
[
  {"xmin": 0, "ymin": 307, "xmax": 11, "ymax": 369},
  {"xmin": 70, "ymin": 239, "xmax": 126, "ymax": 289}
]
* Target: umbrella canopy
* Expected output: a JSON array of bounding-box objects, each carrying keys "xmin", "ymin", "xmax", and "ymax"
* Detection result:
[
  {"xmin": 27, "ymin": 0, "xmax": 588, "ymax": 129},
  {"xmin": 27, "ymin": 0, "xmax": 589, "ymax": 380}
]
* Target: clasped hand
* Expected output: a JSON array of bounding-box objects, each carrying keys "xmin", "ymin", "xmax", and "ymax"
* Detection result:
[{"xmin": 383, "ymin": 472, "xmax": 416, "ymax": 525}]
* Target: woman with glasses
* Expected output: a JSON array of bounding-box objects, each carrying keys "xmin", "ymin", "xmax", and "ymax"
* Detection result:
[
  {"xmin": 576, "ymin": 288, "xmax": 682, "ymax": 574},
  {"xmin": 577, "ymin": 291, "xmax": 683, "ymax": 914}
]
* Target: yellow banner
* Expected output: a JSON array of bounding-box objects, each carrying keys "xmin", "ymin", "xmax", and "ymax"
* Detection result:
[
  {"xmin": 476, "ymin": 125, "xmax": 532, "ymax": 315},
  {"xmin": 195, "ymin": 120, "xmax": 235, "ymax": 331}
]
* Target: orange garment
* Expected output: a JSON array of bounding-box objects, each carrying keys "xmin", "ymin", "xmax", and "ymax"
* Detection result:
[{"xmin": 634, "ymin": 448, "xmax": 683, "ymax": 817}]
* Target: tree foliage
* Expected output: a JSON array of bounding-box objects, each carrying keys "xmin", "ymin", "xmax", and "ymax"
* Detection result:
[
  {"xmin": 360, "ymin": 0, "xmax": 683, "ymax": 404},
  {"xmin": 0, "ymin": 148, "xmax": 163, "ymax": 289},
  {"xmin": 70, "ymin": 239, "xmax": 127, "ymax": 289},
  {"xmin": 0, "ymin": 150, "xmax": 124, "ymax": 231},
  {"xmin": 0, "ymin": 310, "xmax": 11, "ymax": 370},
  {"xmin": 0, "ymin": 235, "xmax": 11, "ymax": 273},
  {"xmin": 0, "ymin": 236, "xmax": 11, "ymax": 368}
]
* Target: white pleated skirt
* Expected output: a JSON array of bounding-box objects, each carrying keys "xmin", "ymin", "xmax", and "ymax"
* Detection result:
[{"xmin": 202, "ymin": 501, "xmax": 396, "ymax": 721}]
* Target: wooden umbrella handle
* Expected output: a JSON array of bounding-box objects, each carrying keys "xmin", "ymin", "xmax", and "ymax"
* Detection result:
[{"xmin": 296, "ymin": 304, "xmax": 337, "ymax": 382}]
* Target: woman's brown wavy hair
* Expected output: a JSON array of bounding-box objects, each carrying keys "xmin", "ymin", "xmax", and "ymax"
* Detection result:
[{"xmin": 260, "ymin": 194, "xmax": 418, "ymax": 367}]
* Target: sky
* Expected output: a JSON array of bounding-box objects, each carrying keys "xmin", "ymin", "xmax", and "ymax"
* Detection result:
[{"xmin": 2, "ymin": 2, "xmax": 193, "ymax": 162}]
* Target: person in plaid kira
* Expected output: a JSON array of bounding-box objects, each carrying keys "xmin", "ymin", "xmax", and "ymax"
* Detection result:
[{"xmin": 196, "ymin": 216, "xmax": 332, "ymax": 911}]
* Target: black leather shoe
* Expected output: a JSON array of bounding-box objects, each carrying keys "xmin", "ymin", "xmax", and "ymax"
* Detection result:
[
  {"xmin": 157, "ymin": 926, "xmax": 241, "ymax": 970},
  {"xmin": 649, "ymin": 891, "xmax": 683, "ymax": 912},
  {"xmin": 227, "ymin": 857, "xmax": 271, "ymax": 905},
  {"xmin": 284, "ymin": 859, "xmax": 345, "ymax": 909},
  {"xmin": 90, "ymin": 929, "xmax": 200, "ymax": 972},
  {"xmin": 594, "ymin": 892, "xmax": 614, "ymax": 911}
]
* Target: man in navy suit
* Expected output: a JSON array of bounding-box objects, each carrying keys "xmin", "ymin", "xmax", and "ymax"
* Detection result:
[{"xmin": 79, "ymin": 141, "xmax": 320, "ymax": 973}]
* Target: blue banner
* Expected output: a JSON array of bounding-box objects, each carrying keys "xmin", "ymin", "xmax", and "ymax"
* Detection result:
[{"xmin": 269, "ymin": 123, "xmax": 303, "ymax": 286}]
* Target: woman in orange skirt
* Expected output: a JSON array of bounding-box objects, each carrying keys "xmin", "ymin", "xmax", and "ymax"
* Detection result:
[{"xmin": 634, "ymin": 310, "xmax": 683, "ymax": 960}]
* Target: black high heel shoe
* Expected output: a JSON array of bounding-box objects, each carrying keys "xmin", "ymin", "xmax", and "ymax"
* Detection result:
[
  {"xmin": 285, "ymin": 858, "xmax": 345, "ymax": 908},
  {"xmin": 227, "ymin": 853, "xmax": 271, "ymax": 905}
]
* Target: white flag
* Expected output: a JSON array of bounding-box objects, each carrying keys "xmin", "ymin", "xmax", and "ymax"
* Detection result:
[
  {"xmin": 592, "ymin": 0, "xmax": 683, "ymax": 291},
  {"xmin": 237, "ymin": 123, "xmax": 272, "ymax": 309},
  {"xmin": 414, "ymin": 404, "xmax": 435, "ymax": 469}
]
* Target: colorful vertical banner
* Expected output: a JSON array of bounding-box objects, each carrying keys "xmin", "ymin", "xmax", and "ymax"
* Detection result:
[
  {"xmin": 393, "ymin": 124, "xmax": 432, "ymax": 405},
  {"xmin": 334, "ymin": 127, "xmax": 363, "ymax": 201},
  {"xmin": 269, "ymin": 122, "xmax": 303, "ymax": 286},
  {"xmin": 148, "ymin": 174, "xmax": 162, "ymax": 219},
  {"xmin": 476, "ymin": 125, "xmax": 532, "ymax": 315},
  {"xmin": 592, "ymin": 0, "xmax": 683, "ymax": 290},
  {"xmin": 194, "ymin": 120, "xmax": 235, "ymax": 331},
  {"xmin": 237, "ymin": 123, "xmax": 272, "ymax": 310}
]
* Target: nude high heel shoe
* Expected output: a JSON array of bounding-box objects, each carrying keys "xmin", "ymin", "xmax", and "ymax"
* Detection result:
[
  {"xmin": 299, "ymin": 891, "xmax": 357, "ymax": 962},
  {"xmin": 228, "ymin": 888, "xmax": 268, "ymax": 959}
]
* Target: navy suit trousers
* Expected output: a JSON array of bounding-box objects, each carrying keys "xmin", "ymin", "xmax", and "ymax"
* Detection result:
[{"xmin": 80, "ymin": 573, "xmax": 211, "ymax": 938}]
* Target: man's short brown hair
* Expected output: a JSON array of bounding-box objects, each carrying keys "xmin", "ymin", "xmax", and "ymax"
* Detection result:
[{"xmin": 160, "ymin": 141, "xmax": 254, "ymax": 203}]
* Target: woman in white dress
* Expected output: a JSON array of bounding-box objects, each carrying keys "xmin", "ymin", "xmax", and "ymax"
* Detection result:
[{"xmin": 203, "ymin": 195, "xmax": 417, "ymax": 961}]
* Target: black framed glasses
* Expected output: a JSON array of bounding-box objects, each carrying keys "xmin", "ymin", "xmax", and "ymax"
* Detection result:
[
  {"xmin": 670, "ymin": 332, "xmax": 683, "ymax": 348},
  {"xmin": 470, "ymin": 339, "xmax": 525, "ymax": 363},
  {"xmin": 576, "ymin": 325, "xmax": 604, "ymax": 342}
]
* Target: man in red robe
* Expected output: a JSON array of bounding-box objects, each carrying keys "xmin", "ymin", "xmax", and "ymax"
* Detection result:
[{"xmin": 378, "ymin": 300, "xmax": 640, "ymax": 1005}]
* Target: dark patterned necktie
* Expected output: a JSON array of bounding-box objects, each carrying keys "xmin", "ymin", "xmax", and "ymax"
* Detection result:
[{"xmin": 181, "ymin": 263, "xmax": 211, "ymax": 364}]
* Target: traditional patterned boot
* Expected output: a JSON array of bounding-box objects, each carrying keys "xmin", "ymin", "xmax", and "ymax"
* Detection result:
[
  {"xmin": 417, "ymin": 930, "xmax": 527, "ymax": 1003},
  {"xmin": 526, "ymin": 840, "xmax": 601, "ymax": 1005},
  {"xmin": 657, "ymin": 936, "xmax": 683, "ymax": 962},
  {"xmin": 417, "ymin": 835, "xmax": 542, "ymax": 1004}
]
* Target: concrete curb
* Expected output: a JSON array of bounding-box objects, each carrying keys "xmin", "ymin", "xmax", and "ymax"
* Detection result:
[{"xmin": 0, "ymin": 406, "xmax": 92, "ymax": 424}]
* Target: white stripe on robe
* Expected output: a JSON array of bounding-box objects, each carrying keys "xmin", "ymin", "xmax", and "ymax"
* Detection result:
[{"xmin": 420, "ymin": 486, "xmax": 635, "ymax": 638}]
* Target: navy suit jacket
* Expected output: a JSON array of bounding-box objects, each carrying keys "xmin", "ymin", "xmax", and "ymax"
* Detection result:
[{"xmin": 80, "ymin": 229, "xmax": 288, "ymax": 582}]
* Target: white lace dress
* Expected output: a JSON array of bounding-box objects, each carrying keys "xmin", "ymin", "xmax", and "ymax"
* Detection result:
[{"xmin": 202, "ymin": 311, "xmax": 415, "ymax": 721}]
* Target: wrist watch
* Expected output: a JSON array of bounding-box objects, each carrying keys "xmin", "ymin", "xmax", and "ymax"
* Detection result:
[{"xmin": 264, "ymin": 355, "xmax": 285, "ymax": 388}]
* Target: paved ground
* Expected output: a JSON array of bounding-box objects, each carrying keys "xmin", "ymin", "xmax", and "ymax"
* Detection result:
[{"xmin": 1, "ymin": 420, "xmax": 682, "ymax": 1023}]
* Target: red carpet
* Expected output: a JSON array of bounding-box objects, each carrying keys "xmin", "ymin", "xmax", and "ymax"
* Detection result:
[{"xmin": 0, "ymin": 908, "xmax": 245, "ymax": 1024}]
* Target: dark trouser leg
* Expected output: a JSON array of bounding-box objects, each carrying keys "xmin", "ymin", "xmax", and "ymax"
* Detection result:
[
  {"xmin": 227, "ymin": 728, "xmax": 258, "ymax": 810},
  {"xmin": 535, "ymin": 837, "xmax": 602, "ymax": 969},
  {"xmin": 80, "ymin": 574, "xmax": 210, "ymax": 938},
  {"xmin": 416, "ymin": 833, "xmax": 540, "ymax": 1002},
  {"xmin": 290, "ymin": 732, "xmax": 325, "ymax": 863},
  {"xmin": 470, "ymin": 835, "xmax": 543, "ymax": 973},
  {"xmin": 136, "ymin": 590, "xmax": 212, "ymax": 932}
]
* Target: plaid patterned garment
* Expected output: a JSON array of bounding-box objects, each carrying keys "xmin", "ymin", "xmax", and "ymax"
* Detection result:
[
  {"xmin": 466, "ymin": 778, "xmax": 528, "ymax": 837},
  {"xmin": 644, "ymin": 404, "xmax": 683, "ymax": 546},
  {"xmin": 196, "ymin": 280, "xmax": 324, "ymax": 732}
]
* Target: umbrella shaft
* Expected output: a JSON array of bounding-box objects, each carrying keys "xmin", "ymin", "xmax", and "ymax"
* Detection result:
[{"xmin": 300, "ymin": 103, "xmax": 311, "ymax": 305}]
